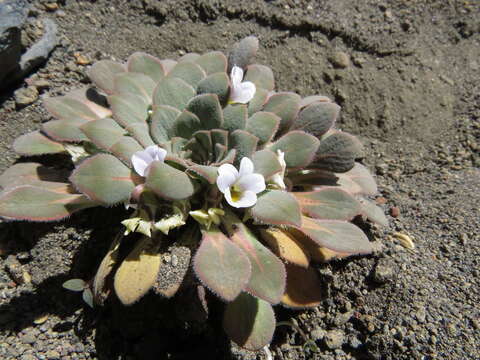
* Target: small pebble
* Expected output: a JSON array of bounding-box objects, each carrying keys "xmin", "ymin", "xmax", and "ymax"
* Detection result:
[
  {"xmin": 14, "ymin": 87, "xmax": 39, "ymax": 108},
  {"xmin": 390, "ymin": 206, "xmax": 400, "ymax": 218},
  {"xmin": 324, "ymin": 329, "xmax": 345, "ymax": 350},
  {"xmin": 329, "ymin": 51, "xmax": 350, "ymax": 69}
]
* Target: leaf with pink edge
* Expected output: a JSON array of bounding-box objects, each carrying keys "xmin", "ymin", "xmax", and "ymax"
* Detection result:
[
  {"xmin": 269, "ymin": 130, "xmax": 319, "ymax": 169},
  {"xmin": 0, "ymin": 163, "xmax": 69, "ymax": 191},
  {"xmin": 227, "ymin": 36, "xmax": 259, "ymax": 72},
  {"xmin": 262, "ymin": 92, "xmax": 301, "ymax": 133},
  {"xmin": 246, "ymin": 111, "xmax": 280, "ymax": 145},
  {"xmin": 13, "ymin": 131, "xmax": 65, "ymax": 155},
  {"xmin": 127, "ymin": 52, "xmax": 165, "ymax": 83},
  {"xmin": 70, "ymin": 154, "xmax": 137, "ymax": 205},
  {"xmin": 87, "ymin": 60, "xmax": 126, "ymax": 94},
  {"xmin": 292, "ymin": 101, "xmax": 340, "ymax": 138},
  {"xmin": 167, "ymin": 61, "xmax": 206, "ymax": 88},
  {"xmin": 150, "ymin": 105, "xmax": 181, "ymax": 143},
  {"xmin": 229, "ymin": 130, "xmax": 258, "ymax": 163},
  {"xmin": 223, "ymin": 292, "xmax": 275, "ymax": 351},
  {"xmin": 188, "ymin": 165, "xmax": 218, "ymax": 184},
  {"xmin": 195, "ymin": 51, "xmax": 227, "ymax": 75},
  {"xmin": 153, "ymin": 77, "xmax": 195, "ymax": 111},
  {"xmin": 42, "ymin": 119, "xmax": 89, "ymax": 142},
  {"xmin": 109, "ymin": 137, "xmax": 143, "ymax": 166},
  {"xmin": 66, "ymin": 87, "xmax": 113, "ymax": 119},
  {"xmin": 186, "ymin": 94, "xmax": 223, "ymax": 130},
  {"xmin": 126, "ymin": 123, "xmax": 155, "ymax": 148},
  {"xmin": 160, "ymin": 59, "xmax": 177, "ymax": 74},
  {"xmin": 337, "ymin": 163, "xmax": 378, "ymax": 195},
  {"xmin": 222, "ymin": 211, "xmax": 286, "ymax": 304},
  {"xmin": 250, "ymin": 190, "xmax": 302, "ymax": 227},
  {"xmin": 248, "ymin": 87, "xmax": 269, "ymax": 116},
  {"xmin": 0, "ymin": 185, "xmax": 97, "ymax": 221},
  {"xmin": 108, "ymin": 93, "xmax": 149, "ymax": 128},
  {"xmin": 222, "ymin": 104, "xmax": 247, "ymax": 132},
  {"xmin": 251, "ymin": 150, "xmax": 282, "ymax": 179},
  {"xmin": 193, "ymin": 229, "xmax": 251, "ymax": 302},
  {"xmin": 299, "ymin": 95, "xmax": 332, "ymax": 108},
  {"xmin": 44, "ymin": 96, "xmax": 102, "ymax": 123},
  {"xmin": 358, "ymin": 198, "xmax": 388, "ymax": 226},
  {"xmin": 146, "ymin": 162, "xmax": 194, "ymax": 201},
  {"xmin": 80, "ymin": 118, "xmax": 126, "ymax": 150},
  {"xmin": 245, "ymin": 64, "xmax": 274, "ymax": 91},
  {"xmin": 114, "ymin": 72, "xmax": 156, "ymax": 103},
  {"xmin": 178, "ymin": 53, "xmax": 200, "ymax": 62},
  {"xmin": 196, "ymin": 72, "xmax": 230, "ymax": 104}
]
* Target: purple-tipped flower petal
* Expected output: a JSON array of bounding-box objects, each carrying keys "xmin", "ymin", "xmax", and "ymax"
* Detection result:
[
  {"xmin": 216, "ymin": 157, "xmax": 265, "ymax": 208},
  {"xmin": 131, "ymin": 145, "xmax": 167, "ymax": 177},
  {"xmin": 229, "ymin": 66, "xmax": 256, "ymax": 104}
]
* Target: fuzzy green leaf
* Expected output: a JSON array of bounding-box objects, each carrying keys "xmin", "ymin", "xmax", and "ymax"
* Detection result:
[
  {"xmin": 161, "ymin": 59, "xmax": 177, "ymax": 74},
  {"xmin": 186, "ymin": 94, "xmax": 223, "ymax": 130},
  {"xmin": 13, "ymin": 131, "xmax": 65, "ymax": 155},
  {"xmin": 42, "ymin": 119, "xmax": 89, "ymax": 142},
  {"xmin": 263, "ymin": 92, "xmax": 301, "ymax": 133},
  {"xmin": 126, "ymin": 123, "xmax": 155, "ymax": 148},
  {"xmin": 44, "ymin": 97, "xmax": 101, "ymax": 123},
  {"xmin": 179, "ymin": 52, "xmax": 200, "ymax": 62},
  {"xmin": 173, "ymin": 110, "xmax": 202, "ymax": 139},
  {"xmin": 193, "ymin": 229, "xmax": 251, "ymax": 301},
  {"xmin": 127, "ymin": 52, "xmax": 165, "ymax": 83},
  {"xmin": 223, "ymin": 292, "xmax": 275, "ymax": 351},
  {"xmin": 297, "ymin": 217, "xmax": 373, "ymax": 255},
  {"xmin": 269, "ymin": 130, "xmax": 319, "ymax": 169},
  {"xmin": 250, "ymin": 190, "xmax": 302, "ymax": 227},
  {"xmin": 115, "ymin": 72, "xmax": 156, "ymax": 103},
  {"xmin": 167, "ymin": 61, "xmax": 206, "ymax": 88},
  {"xmin": 0, "ymin": 163, "xmax": 69, "ymax": 191},
  {"xmin": 196, "ymin": 72, "xmax": 230, "ymax": 104},
  {"xmin": 87, "ymin": 60, "xmax": 126, "ymax": 94},
  {"xmin": 358, "ymin": 198, "xmax": 388, "ymax": 226},
  {"xmin": 70, "ymin": 154, "xmax": 137, "ymax": 205},
  {"xmin": 222, "ymin": 211, "xmax": 286, "ymax": 304},
  {"xmin": 294, "ymin": 188, "xmax": 362, "ymax": 221},
  {"xmin": 195, "ymin": 51, "xmax": 228, "ymax": 75},
  {"xmin": 248, "ymin": 87, "xmax": 269, "ymax": 116},
  {"xmin": 245, "ymin": 64, "xmax": 274, "ymax": 91},
  {"xmin": 229, "ymin": 130, "xmax": 259, "ymax": 164},
  {"xmin": 222, "ymin": 104, "xmax": 247, "ymax": 132},
  {"xmin": 228, "ymin": 36, "xmax": 259, "ymax": 72},
  {"xmin": 108, "ymin": 93, "xmax": 149, "ymax": 128},
  {"xmin": 188, "ymin": 165, "xmax": 218, "ymax": 184},
  {"xmin": 246, "ymin": 111, "xmax": 280, "ymax": 145},
  {"xmin": 153, "ymin": 77, "xmax": 195, "ymax": 111},
  {"xmin": 150, "ymin": 105, "xmax": 181, "ymax": 143},
  {"xmin": 293, "ymin": 102, "xmax": 340, "ymax": 137},
  {"xmin": 211, "ymin": 129, "xmax": 229, "ymax": 147},
  {"xmin": 313, "ymin": 130, "xmax": 364, "ymax": 173},
  {"xmin": 337, "ymin": 163, "xmax": 378, "ymax": 195},
  {"xmin": 80, "ymin": 118, "xmax": 126, "ymax": 150},
  {"xmin": 251, "ymin": 150, "xmax": 282, "ymax": 179},
  {"xmin": 0, "ymin": 185, "xmax": 97, "ymax": 221},
  {"xmin": 146, "ymin": 162, "xmax": 194, "ymax": 200},
  {"xmin": 299, "ymin": 95, "xmax": 332, "ymax": 108},
  {"xmin": 109, "ymin": 137, "xmax": 144, "ymax": 166}
]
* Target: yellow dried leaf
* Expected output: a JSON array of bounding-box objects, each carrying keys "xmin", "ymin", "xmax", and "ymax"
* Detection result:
[
  {"xmin": 393, "ymin": 232, "xmax": 415, "ymax": 250},
  {"xmin": 282, "ymin": 264, "xmax": 324, "ymax": 309},
  {"xmin": 260, "ymin": 228, "xmax": 310, "ymax": 268},
  {"xmin": 114, "ymin": 236, "xmax": 161, "ymax": 305},
  {"xmin": 93, "ymin": 233, "xmax": 122, "ymax": 305}
]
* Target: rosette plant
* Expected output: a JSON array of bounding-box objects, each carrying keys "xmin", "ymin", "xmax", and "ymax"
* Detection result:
[{"xmin": 0, "ymin": 37, "xmax": 387, "ymax": 350}]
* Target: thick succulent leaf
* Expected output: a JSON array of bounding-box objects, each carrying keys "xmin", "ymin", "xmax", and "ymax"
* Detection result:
[
  {"xmin": 110, "ymin": 137, "xmax": 144, "ymax": 166},
  {"xmin": 42, "ymin": 119, "xmax": 89, "ymax": 142},
  {"xmin": 296, "ymin": 216, "xmax": 373, "ymax": 255},
  {"xmin": 173, "ymin": 110, "xmax": 202, "ymax": 139},
  {"xmin": 80, "ymin": 118, "xmax": 126, "ymax": 150},
  {"xmin": 222, "ymin": 211, "xmax": 286, "ymax": 304},
  {"xmin": 260, "ymin": 228, "xmax": 310, "ymax": 268},
  {"xmin": 290, "ymin": 229, "xmax": 354, "ymax": 262},
  {"xmin": 185, "ymin": 140, "xmax": 208, "ymax": 164},
  {"xmin": 153, "ymin": 77, "xmax": 195, "ymax": 111},
  {"xmin": 211, "ymin": 129, "xmax": 229, "ymax": 147},
  {"xmin": 93, "ymin": 233, "xmax": 122, "ymax": 305},
  {"xmin": 282, "ymin": 264, "xmax": 324, "ymax": 309},
  {"xmin": 229, "ymin": 130, "xmax": 259, "ymax": 163},
  {"xmin": 108, "ymin": 93, "xmax": 149, "ymax": 127},
  {"xmin": 114, "ymin": 237, "xmax": 161, "ymax": 305},
  {"xmin": 0, "ymin": 185, "xmax": 97, "ymax": 221},
  {"xmin": 126, "ymin": 123, "xmax": 155, "ymax": 147},
  {"xmin": 358, "ymin": 198, "xmax": 388, "ymax": 226},
  {"xmin": 246, "ymin": 111, "xmax": 280, "ymax": 145},
  {"xmin": 150, "ymin": 105, "xmax": 181, "ymax": 143},
  {"xmin": 87, "ymin": 60, "xmax": 126, "ymax": 94},
  {"xmin": 262, "ymin": 92, "xmax": 301, "ymax": 133},
  {"xmin": 114, "ymin": 72, "xmax": 156, "ymax": 103},
  {"xmin": 245, "ymin": 64, "xmax": 274, "ymax": 91},
  {"xmin": 251, "ymin": 150, "xmax": 282, "ymax": 179},
  {"xmin": 179, "ymin": 52, "xmax": 200, "ymax": 62},
  {"xmin": 269, "ymin": 130, "xmax": 319, "ymax": 169},
  {"xmin": 167, "ymin": 61, "xmax": 206, "ymax": 88},
  {"xmin": 13, "ymin": 131, "xmax": 65, "ymax": 155},
  {"xmin": 214, "ymin": 144, "xmax": 227, "ymax": 162},
  {"xmin": 196, "ymin": 72, "xmax": 230, "ymax": 104},
  {"xmin": 299, "ymin": 95, "xmax": 332, "ymax": 108},
  {"xmin": 294, "ymin": 188, "xmax": 362, "ymax": 221},
  {"xmin": 171, "ymin": 137, "xmax": 188, "ymax": 155},
  {"xmin": 223, "ymin": 292, "xmax": 275, "ymax": 351},
  {"xmin": 227, "ymin": 36, "xmax": 259, "ymax": 72},
  {"xmin": 70, "ymin": 154, "xmax": 137, "ymax": 205},
  {"xmin": 188, "ymin": 165, "xmax": 218, "ymax": 184},
  {"xmin": 312, "ymin": 130, "xmax": 364, "ymax": 173},
  {"xmin": 195, "ymin": 51, "xmax": 227, "ymax": 75},
  {"xmin": 0, "ymin": 163, "xmax": 69, "ymax": 190},
  {"xmin": 186, "ymin": 94, "xmax": 223, "ymax": 130},
  {"xmin": 250, "ymin": 190, "xmax": 302, "ymax": 227},
  {"xmin": 293, "ymin": 102, "xmax": 340, "ymax": 138},
  {"xmin": 146, "ymin": 162, "xmax": 194, "ymax": 200},
  {"xmin": 62, "ymin": 279, "xmax": 86, "ymax": 292},
  {"xmin": 218, "ymin": 149, "xmax": 236, "ymax": 165},
  {"xmin": 44, "ymin": 96, "xmax": 101, "ymax": 123},
  {"xmin": 248, "ymin": 88, "xmax": 269, "ymax": 116},
  {"xmin": 127, "ymin": 52, "xmax": 165, "ymax": 83},
  {"xmin": 193, "ymin": 229, "xmax": 251, "ymax": 301},
  {"xmin": 67, "ymin": 87, "xmax": 112, "ymax": 119},
  {"xmin": 222, "ymin": 104, "xmax": 247, "ymax": 132},
  {"xmin": 160, "ymin": 59, "xmax": 177, "ymax": 74},
  {"xmin": 193, "ymin": 130, "xmax": 212, "ymax": 154},
  {"xmin": 337, "ymin": 163, "xmax": 378, "ymax": 195}
]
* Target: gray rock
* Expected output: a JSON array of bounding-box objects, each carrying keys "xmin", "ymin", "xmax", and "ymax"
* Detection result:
[
  {"xmin": 329, "ymin": 51, "xmax": 350, "ymax": 69},
  {"xmin": 324, "ymin": 329, "xmax": 345, "ymax": 350},
  {"xmin": 373, "ymin": 260, "xmax": 394, "ymax": 284},
  {"xmin": 14, "ymin": 86, "xmax": 38, "ymax": 108},
  {"xmin": 0, "ymin": 0, "xmax": 28, "ymax": 84}
]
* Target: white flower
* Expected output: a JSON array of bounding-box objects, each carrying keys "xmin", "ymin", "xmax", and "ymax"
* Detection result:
[
  {"xmin": 270, "ymin": 150, "xmax": 287, "ymax": 190},
  {"xmin": 216, "ymin": 157, "xmax": 266, "ymax": 208},
  {"xmin": 131, "ymin": 145, "xmax": 167, "ymax": 177},
  {"xmin": 229, "ymin": 65, "xmax": 256, "ymax": 104}
]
